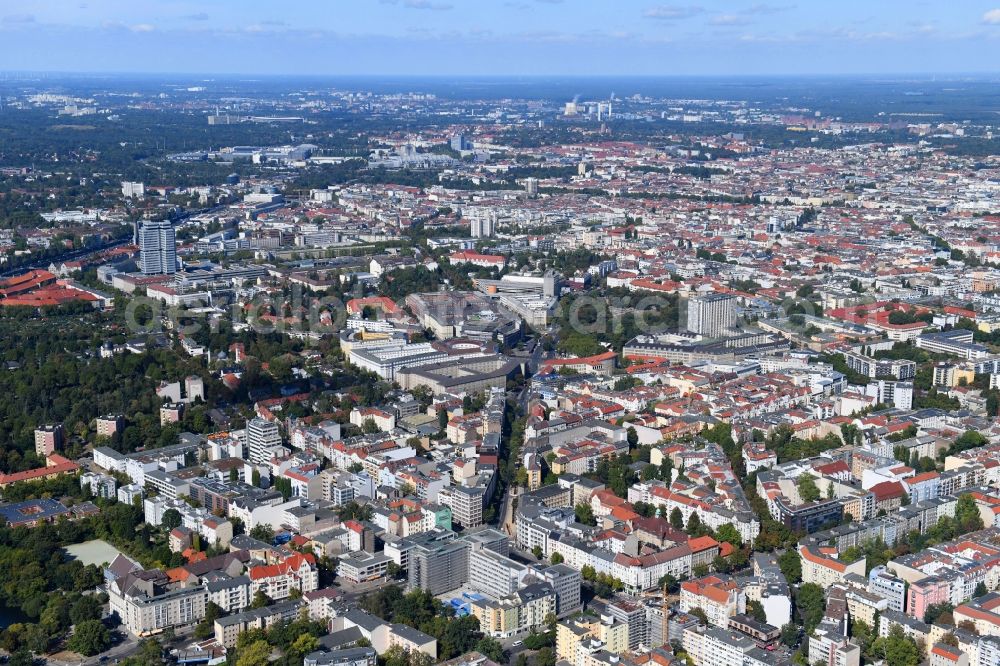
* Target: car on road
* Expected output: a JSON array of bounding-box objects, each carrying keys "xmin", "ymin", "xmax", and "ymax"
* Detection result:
[{"xmin": 512, "ymin": 641, "xmax": 523, "ymax": 647}]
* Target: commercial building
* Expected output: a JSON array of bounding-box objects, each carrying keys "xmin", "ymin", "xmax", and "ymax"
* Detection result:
[
  {"xmin": 556, "ymin": 616, "xmax": 629, "ymax": 664},
  {"xmin": 304, "ymin": 648, "xmax": 378, "ymax": 666},
  {"xmin": 531, "ymin": 563, "xmax": 583, "ymax": 617},
  {"xmin": 395, "ymin": 355, "xmax": 521, "ymax": 395},
  {"xmin": 916, "ymin": 330, "xmax": 989, "ymax": 360},
  {"xmin": 686, "ymin": 293, "xmax": 737, "ymax": 337},
  {"xmin": 471, "ymin": 583, "xmax": 557, "ymax": 638},
  {"xmin": 469, "ymin": 547, "xmax": 529, "ymax": 599},
  {"xmin": 338, "ymin": 552, "xmax": 392, "ymax": 585},
  {"xmin": 107, "ymin": 557, "xmax": 209, "ymax": 637},
  {"xmin": 437, "ymin": 485, "xmax": 486, "ymax": 528},
  {"xmin": 214, "ymin": 600, "xmax": 304, "ymax": 648},
  {"xmin": 348, "ymin": 342, "xmax": 448, "ymax": 381},
  {"xmin": 624, "ymin": 331, "xmax": 789, "ymax": 365},
  {"xmin": 406, "ymin": 534, "xmax": 472, "ymax": 596},
  {"xmin": 136, "ymin": 219, "xmax": 178, "ymax": 275},
  {"xmin": 246, "ymin": 418, "xmax": 282, "ymax": 464},
  {"xmin": 469, "ymin": 211, "xmax": 496, "ymax": 238}
]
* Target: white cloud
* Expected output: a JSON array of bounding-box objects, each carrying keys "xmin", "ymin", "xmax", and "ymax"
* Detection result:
[
  {"xmin": 405, "ymin": 0, "xmax": 454, "ymax": 9},
  {"xmin": 382, "ymin": 0, "xmax": 454, "ymax": 9},
  {"xmin": 130, "ymin": 23, "xmax": 155, "ymax": 32},
  {"xmin": 710, "ymin": 14, "xmax": 749, "ymax": 26},
  {"xmin": 643, "ymin": 5, "xmax": 704, "ymax": 20},
  {"xmin": 745, "ymin": 3, "xmax": 795, "ymax": 15},
  {"xmin": 2, "ymin": 14, "xmax": 36, "ymax": 24},
  {"xmin": 984, "ymin": 8, "xmax": 1000, "ymax": 24}
]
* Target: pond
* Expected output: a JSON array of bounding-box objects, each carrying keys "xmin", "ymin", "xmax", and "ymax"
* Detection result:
[{"xmin": 0, "ymin": 604, "xmax": 28, "ymax": 628}]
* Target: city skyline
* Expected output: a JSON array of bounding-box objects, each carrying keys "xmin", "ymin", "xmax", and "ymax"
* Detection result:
[{"xmin": 2, "ymin": 1, "xmax": 1000, "ymax": 76}]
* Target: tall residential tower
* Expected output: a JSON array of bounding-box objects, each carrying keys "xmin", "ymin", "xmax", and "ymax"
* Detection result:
[{"xmin": 136, "ymin": 219, "xmax": 178, "ymax": 275}]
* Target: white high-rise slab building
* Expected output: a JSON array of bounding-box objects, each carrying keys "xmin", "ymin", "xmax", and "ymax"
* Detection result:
[
  {"xmin": 246, "ymin": 418, "xmax": 281, "ymax": 464},
  {"xmin": 136, "ymin": 219, "xmax": 178, "ymax": 275},
  {"xmin": 686, "ymin": 293, "xmax": 737, "ymax": 337}
]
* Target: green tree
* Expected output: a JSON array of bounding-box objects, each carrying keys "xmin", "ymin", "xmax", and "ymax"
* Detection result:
[
  {"xmin": 288, "ymin": 633, "xmax": 320, "ymax": 659},
  {"xmin": 670, "ymin": 507, "xmax": 684, "ymax": 530},
  {"xmin": 715, "ymin": 523, "xmax": 742, "ymax": 547},
  {"xmin": 686, "ymin": 512, "xmax": 702, "ymax": 534},
  {"xmin": 746, "ymin": 599, "xmax": 767, "ymax": 623},
  {"xmin": 796, "ymin": 583, "xmax": 825, "ymax": 633},
  {"xmin": 851, "ymin": 618, "xmax": 875, "ymax": 658},
  {"xmin": 67, "ymin": 619, "xmax": 111, "ymax": 656},
  {"xmin": 535, "ymin": 647, "xmax": 556, "ymax": 666},
  {"xmin": 249, "ymin": 525, "xmax": 274, "ymax": 543},
  {"xmin": 249, "ymin": 590, "xmax": 271, "ymax": 609},
  {"xmin": 780, "ymin": 623, "xmax": 798, "ymax": 648},
  {"xmin": 69, "ymin": 595, "xmax": 103, "ymax": 626},
  {"xmin": 924, "ymin": 602, "xmax": 954, "ymax": 624},
  {"xmin": 688, "ymin": 607, "xmax": 709, "ymax": 625},
  {"xmin": 551, "ymin": 552, "xmax": 564, "ymax": 565},
  {"xmin": 475, "ymin": 637, "xmax": 505, "ymax": 662},
  {"xmin": 194, "ymin": 601, "xmax": 222, "ymax": 639},
  {"xmin": 235, "ymin": 639, "xmax": 272, "ymax": 666},
  {"xmin": 161, "ymin": 508, "xmax": 182, "ymax": 529},
  {"xmin": 515, "ymin": 467, "xmax": 529, "ymax": 487},
  {"xmin": 778, "ymin": 549, "xmax": 802, "ymax": 584},
  {"xmin": 575, "ymin": 503, "xmax": 596, "ymax": 526},
  {"xmin": 796, "ymin": 476, "xmax": 821, "ymax": 503},
  {"xmin": 956, "ymin": 493, "xmax": 985, "ymax": 533},
  {"xmin": 870, "ymin": 625, "xmax": 920, "ymax": 666}
]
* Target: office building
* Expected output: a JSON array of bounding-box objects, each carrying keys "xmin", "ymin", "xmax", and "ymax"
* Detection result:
[
  {"xmin": 122, "ymin": 181, "xmax": 145, "ymax": 198},
  {"xmin": 437, "ymin": 485, "xmax": 485, "ymax": 528},
  {"xmin": 407, "ymin": 536, "xmax": 470, "ymax": 596},
  {"xmin": 246, "ymin": 418, "xmax": 282, "ymax": 464},
  {"xmin": 136, "ymin": 219, "xmax": 178, "ymax": 275},
  {"xmin": 469, "ymin": 547, "xmax": 528, "ymax": 599},
  {"xmin": 530, "ymin": 563, "xmax": 582, "ymax": 617},
  {"xmin": 469, "ymin": 212, "xmax": 496, "ymax": 238},
  {"xmin": 686, "ymin": 293, "xmax": 737, "ymax": 337},
  {"xmin": 524, "ymin": 178, "xmax": 539, "ymax": 198}
]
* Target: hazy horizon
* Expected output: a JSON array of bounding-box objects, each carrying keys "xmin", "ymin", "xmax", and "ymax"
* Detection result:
[{"xmin": 2, "ymin": 1, "xmax": 1000, "ymax": 77}]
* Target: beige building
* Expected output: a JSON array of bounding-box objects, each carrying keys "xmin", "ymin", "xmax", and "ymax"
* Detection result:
[
  {"xmin": 106, "ymin": 557, "xmax": 208, "ymax": 637},
  {"xmin": 799, "ymin": 545, "xmax": 866, "ymax": 588},
  {"xmin": 557, "ymin": 616, "xmax": 629, "ymax": 665},
  {"xmin": 471, "ymin": 584, "xmax": 556, "ymax": 638}
]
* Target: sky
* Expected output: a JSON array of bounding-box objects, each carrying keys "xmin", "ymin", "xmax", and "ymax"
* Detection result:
[{"xmin": 1, "ymin": 1, "xmax": 1000, "ymax": 77}]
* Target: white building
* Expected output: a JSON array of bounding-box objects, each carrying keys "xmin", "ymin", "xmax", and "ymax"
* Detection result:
[
  {"xmin": 246, "ymin": 418, "xmax": 282, "ymax": 464},
  {"xmin": 686, "ymin": 293, "xmax": 737, "ymax": 337}
]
